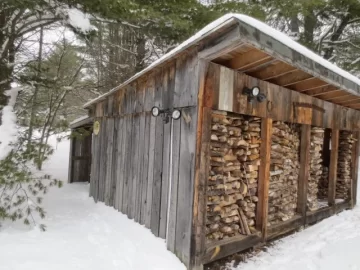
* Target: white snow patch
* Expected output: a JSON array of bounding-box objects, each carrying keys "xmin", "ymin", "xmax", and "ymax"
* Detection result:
[
  {"xmin": 0, "ymin": 136, "xmax": 186, "ymax": 270},
  {"xmin": 0, "ymin": 87, "xmax": 19, "ymax": 161},
  {"xmin": 67, "ymin": 8, "xmax": 96, "ymax": 33},
  {"xmin": 84, "ymin": 13, "xmax": 360, "ymax": 108}
]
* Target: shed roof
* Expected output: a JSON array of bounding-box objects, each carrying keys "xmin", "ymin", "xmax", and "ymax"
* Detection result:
[{"xmin": 84, "ymin": 14, "xmax": 360, "ymax": 109}]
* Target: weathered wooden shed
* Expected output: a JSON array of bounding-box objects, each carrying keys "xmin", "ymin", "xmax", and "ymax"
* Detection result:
[{"xmin": 79, "ymin": 14, "xmax": 360, "ymax": 270}]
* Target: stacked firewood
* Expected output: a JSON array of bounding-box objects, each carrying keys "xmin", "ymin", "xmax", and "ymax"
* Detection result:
[
  {"xmin": 206, "ymin": 112, "xmax": 261, "ymax": 242},
  {"xmin": 336, "ymin": 131, "xmax": 355, "ymax": 200},
  {"xmin": 267, "ymin": 121, "xmax": 300, "ymax": 226},
  {"xmin": 318, "ymin": 166, "xmax": 329, "ymax": 200},
  {"xmin": 307, "ymin": 127, "xmax": 325, "ymax": 211}
]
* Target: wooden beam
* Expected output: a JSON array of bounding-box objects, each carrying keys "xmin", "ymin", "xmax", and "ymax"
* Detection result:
[
  {"xmin": 291, "ymin": 78, "xmax": 328, "ymax": 92},
  {"xmin": 191, "ymin": 61, "xmax": 210, "ymax": 270},
  {"xmin": 304, "ymin": 85, "xmax": 340, "ymax": 97},
  {"xmin": 333, "ymin": 96, "xmax": 360, "ymax": 104},
  {"xmin": 241, "ymin": 59, "xmax": 278, "ymax": 73},
  {"xmin": 256, "ymin": 118, "xmax": 272, "ymax": 240},
  {"xmin": 325, "ymin": 93, "xmax": 353, "ymax": 102},
  {"xmin": 282, "ymin": 76, "xmax": 316, "ymax": 87},
  {"xmin": 199, "ymin": 26, "xmax": 243, "ymax": 60},
  {"xmin": 316, "ymin": 91, "xmax": 348, "ymax": 100},
  {"xmin": 297, "ymin": 125, "xmax": 311, "ymax": 219},
  {"xmin": 228, "ymin": 49, "xmax": 272, "ymax": 70},
  {"xmin": 266, "ymin": 215, "xmax": 303, "ymax": 241},
  {"xmin": 249, "ymin": 61, "xmax": 296, "ymax": 81},
  {"xmin": 237, "ymin": 56, "xmax": 274, "ymax": 72},
  {"xmin": 297, "ymin": 83, "xmax": 330, "ymax": 93},
  {"xmin": 268, "ymin": 69, "xmax": 312, "ymax": 87},
  {"xmin": 329, "ymin": 129, "xmax": 339, "ymax": 206},
  {"xmin": 351, "ymin": 131, "xmax": 360, "ymax": 207},
  {"xmin": 305, "ymin": 206, "xmax": 333, "ymax": 225},
  {"xmin": 338, "ymin": 98, "xmax": 360, "ymax": 105},
  {"xmin": 202, "ymin": 234, "xmax": 262, "ymax": 264}
]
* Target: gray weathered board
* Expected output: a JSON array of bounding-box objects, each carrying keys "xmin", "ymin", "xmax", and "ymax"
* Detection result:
[{"xmin": 89, "ymin": 54, "xmax": 199, "ymax": 268}]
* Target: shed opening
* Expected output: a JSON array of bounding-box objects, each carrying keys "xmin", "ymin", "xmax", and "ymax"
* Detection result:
[{"xmin": 336, "ymin": 130, "xmax": 356, "ymax": 202}]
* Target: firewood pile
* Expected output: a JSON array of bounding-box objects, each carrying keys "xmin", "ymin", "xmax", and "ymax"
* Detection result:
[
  {"xmin": 267, "ymin": 121, "xmax": 300, "ymax": 226},
  {"xmin": 206, "ymin": 112, "xmax": 261, "ymax": 242},
  {"xmin": 318, "ymin": 166, "xmax": 329, "ymax": 200},
  {"xmin": 307, "ymin": 127, "xmax": 325, "ymax": 211},
  {"xmin": 336, "ymin": 131, "xmax": 355, "ymax": 200}
]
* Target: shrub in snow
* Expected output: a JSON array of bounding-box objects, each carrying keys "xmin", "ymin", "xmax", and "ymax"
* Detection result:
[{"xmin": 0, "ymin": 136, "xmax": 63, "ymax": 230}]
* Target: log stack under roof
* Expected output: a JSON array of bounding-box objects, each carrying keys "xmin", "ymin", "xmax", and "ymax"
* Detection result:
[
  {"xmin": 307, "ymin": 127, "xmax": 325, "ymax": 211},
  {"xmin": 267, "ymin": 121, "xmax": 300, "ymax": 226},
  {"xmin": 206, "ymin": 112, "xmax": 261, "ymax": 243},
  {"xmin": 336, "ymin": 131, "xmax": 356, "ymax": 200}
]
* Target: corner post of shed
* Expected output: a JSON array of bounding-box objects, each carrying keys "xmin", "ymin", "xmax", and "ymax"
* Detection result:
[
  {"xmin": 297, "ymin": 124, "xmax": 311, "ymax": 222},
  {"xmin": 190, "ymin": 59, "xmax": 211, "ymax": 270},
  {"xmin": 256, "ymin": 117, "xmax": 272, "ymax": 240}
]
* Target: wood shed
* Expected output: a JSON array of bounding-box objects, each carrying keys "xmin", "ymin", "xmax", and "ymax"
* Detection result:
[{"xmin": 76, "ymin": 14, "xmax": 360, "ymax": 270}]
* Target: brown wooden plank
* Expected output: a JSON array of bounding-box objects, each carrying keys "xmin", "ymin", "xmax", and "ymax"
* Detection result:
[
  {"xmin": 228, "ymin": 49, "xmax": 271, "ymax": 70},
  {"xmin": 266, "ymin": 215, "xmax": 303, "ymax": 241},
  {"xmin": 290, "ymin": 78, "xmax": 327, "ymax": 92},
  {"xmin": 268, "ymin": 69, "xmax": 312, "ymax": 87},
  {"xmin": 297, "ymin": 125, "xmax": 311, "ymax": 218},
  {"xmin": 304, "ymin": 85, "xmax": 340, "ymax": 97},
  {"xmin": 305, "ymin": 206, "xmax": 333, "ymax": 225},
  {"xmin": 202, "ymin": 234, "xmax": 262, "ymax": 264},
  {"xmin": 249, "ymin": 61, "xmax": 296, "ymax": 81},
  {"xmin": 329, "ymin": 129, "xmax": 339, "ymax": 206},
  {"xmin": 256, "ymin": 118, "xmax": 272, "ymax": 240}
]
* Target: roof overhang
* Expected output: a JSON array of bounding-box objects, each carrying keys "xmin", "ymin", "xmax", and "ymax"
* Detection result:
[{"xmin": 84, "ymin": 14, "xmax": 360, "ymax": 110}]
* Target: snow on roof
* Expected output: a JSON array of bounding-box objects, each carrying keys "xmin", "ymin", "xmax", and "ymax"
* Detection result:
[
  {"xmin": 84, "ymin": 13, "xmax": 360, "ymax": 108},
  {"xmin": 70, "ymin": 115, "xmax": 92, "ymax": 128}
]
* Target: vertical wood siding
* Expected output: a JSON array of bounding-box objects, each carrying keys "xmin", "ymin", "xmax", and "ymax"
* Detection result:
[{"xmin": 89, "ymin": 51, "xmax": 199, "ymax": 268}]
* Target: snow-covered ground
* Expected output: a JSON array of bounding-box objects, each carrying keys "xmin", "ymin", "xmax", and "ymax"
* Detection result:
[{"xmin": 0, "ymin": 136, "xmax": 360, "ymax": 270}]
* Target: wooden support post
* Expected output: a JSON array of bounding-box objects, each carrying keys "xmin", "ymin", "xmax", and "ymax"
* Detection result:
[
  {"xmin": 297, "ymin": 125, "xmax": 311, "ymax": 220},
  {"xmin": 191, "ymin": 61, "xmax": 210, "ymax": 270},
  {"xmin": 256, "ymin": 118, "xmax": 272, "ymax": 240},
  {"xmin": 351, "ymin": 131, "xmax": 360, "ymax": 208},
  {"xmin": 329, "ymin": 129, "xmax": 339, "ymax": 206}
]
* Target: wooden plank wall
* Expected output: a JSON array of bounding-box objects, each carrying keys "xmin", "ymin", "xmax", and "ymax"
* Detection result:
[
  {"xmin": 89, "ymin": 51, "xmax": 199, "ymax": 268},
  {"xmin": 205, "ymin": 63, "xmax": 360, "ymax": 130}
]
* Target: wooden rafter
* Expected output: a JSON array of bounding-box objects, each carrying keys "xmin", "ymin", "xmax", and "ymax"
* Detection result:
[
  {"xmin": 268, "ymin": 69, "xmax": 313, "ymax": 87},
  {"xmin": 227, "ymin": 49, "xmax": 272, "ymax": 70},
  {"xmin": 317, "ymin": 91, "xmax": 349, "ymax": 100},
  {"xmin": 249, "ymin": 61, "xmax": 296, "ymax": 80},
  {"xmin": 241, "ymin": 59, "xmax": 278, "ymax": 73},
  {"xmin": 339, "ymin": 98, "xmax": 360, "ymax": 105},
  {"xmin": 295, "ymin": 79, "xmax": 329, "ymax": 92},
  {"xmin": 304, "ymin": 85, "xmax": 340, "ymax": 96},
  {"xmin": 333, "ymin": 96, "xmax": 360, "ymax": 104}
]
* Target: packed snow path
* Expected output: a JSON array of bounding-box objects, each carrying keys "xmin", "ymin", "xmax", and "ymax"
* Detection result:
[{"xmin": 0, "ymin": 137, "xmax": 360, "ymax": 270}]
